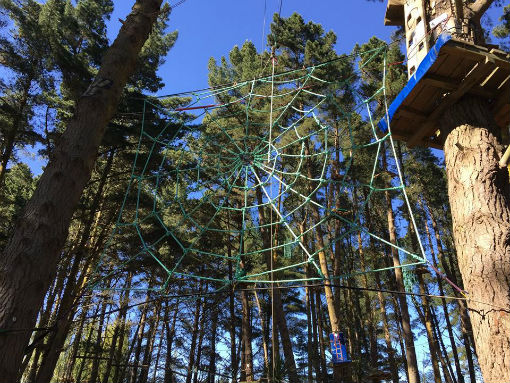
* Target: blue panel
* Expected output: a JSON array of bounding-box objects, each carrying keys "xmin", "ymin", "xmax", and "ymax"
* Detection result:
[
  {"xmin": 378, "ymin": 33, "xmax": 453, "ymax": 132},
  {"xmin": 329, "ymin": 332, "xmax": 351, "ymax": 364}
]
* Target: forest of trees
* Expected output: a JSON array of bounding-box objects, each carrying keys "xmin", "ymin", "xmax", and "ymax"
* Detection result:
[{"xmin": 0, "ymin": 1, "xmax": 509, "ymax": 383}]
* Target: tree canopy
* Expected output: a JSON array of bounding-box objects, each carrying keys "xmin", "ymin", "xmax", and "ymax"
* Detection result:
[{"xmin": 0, "ymin": 2, "xmax": 509, "ymax": 383}]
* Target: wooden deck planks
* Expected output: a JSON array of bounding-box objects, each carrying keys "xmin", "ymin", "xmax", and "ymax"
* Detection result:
[{"xmin": 386, "ymin": 38, "xmax": 510, "ymax": 149}]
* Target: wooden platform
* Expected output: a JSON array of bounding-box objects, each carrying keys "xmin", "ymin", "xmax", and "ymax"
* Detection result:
[{"xmin": 381, "ymin": 37, "xmax": 510, "ymax": 149}]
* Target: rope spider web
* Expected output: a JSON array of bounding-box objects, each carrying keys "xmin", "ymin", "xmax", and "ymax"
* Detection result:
[{"xmin": 91, "ymin": 44, "xmax": 427, "ymax": 293}]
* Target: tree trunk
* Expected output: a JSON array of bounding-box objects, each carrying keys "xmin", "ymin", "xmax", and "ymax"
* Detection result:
[
  {"xmin": 36, "ymin": 149, "xmax": 114, "ymax": 382},
  {"xmin": 193, "ymin": 297, "xmax": 207, "ymax": 383},
  {"xmin": 0, "ymin": 1, "xmax": 163, "ymax": 380},
  {"xmin": 186, "ymin": 287, "xmax": 203, "ymax": 383},
  {"xmin": 273, "ymin": 287, "xmax": 299, "ymax": 383},
  {"xmin": 89, "ymin": 299, "xmax": 109, "ymax": 383},
  {"xmin": 415, "ymin": 272, "xmax": 442, "ymax": 383},
  {"xmin": 430, "ymin": 306, "xmax": 456, "ymax": 383},
  {"xmin": 139, "ymin": 303, "xmax": 160, "ymax": 383},
  {"xmin": 152, "ymin": 328, "xmax": 163, "ymax": 383},
  {"xmin": 76, "ymin": 303, "xmax": 102, "ymax": 383},
  {"xmin": 0, "ymin": 127, "xmax": 17, "ymax": 188},
  {"xmin": 374, "ymin": 272, "xmax": 399, "ymax": 383},
  {"xmin": 227, "ymin": 259, "xmax": 238, "ymax": 382},
  {"xmin": 127, "ymin": 296, "xmax": 151, "ymax": 383},
  {"xmin": 35, "ymin": 265, "xmax": 84, "ymax": 383},
  {"xmin": 423, "ymin": 198, "xmax": 477, "ymax": 383},
  {"xmin": 305, "ymin": 284, "xmax": 314, "ymax": 383},
  {"xmin": 384, "ymin": 187, "xmax": 421, "ymax": 383},
  {"xmin": 310, "ymin": 287, "xmax": 323, "ymax": 383},
  {"xmin": 241, "ymin": 288, "xmax": 254, "ymax": 381},
  {"xmin": 255, "ymin": 185, "xmax": 298, "ymax": 383},
  {"xmin": 24, "ymin": 257, "xmax": 71, "ymax": 381},
  {"xmin": 164, "ymin": 301, "xmax": 178, "ymax": 383},
  {"xmin": 103, "ymin": 276, "xmax": 131, "ymax": 383},
  {"xmin": 421, "ymin": 210, "xmax": 464, "ymax": 383},
  {"xmin": 441, "ymin": 96, "xmax": 510, "ymax": 383},
  {"xmin": 208, "ymin": 299, "xmax": 219, "ymax": 383},
  {"xmin": 253, "ymin": 289, "xmax": 270, "ymax": 376}
]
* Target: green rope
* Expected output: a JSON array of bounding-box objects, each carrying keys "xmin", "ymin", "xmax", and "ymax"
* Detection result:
[{"xmin": 91, "ymin": 44, "xmax": 427, "ymax": 292}]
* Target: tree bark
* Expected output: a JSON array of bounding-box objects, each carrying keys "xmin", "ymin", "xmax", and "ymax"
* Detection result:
[
  {"xmin": 0, "ymin": 1, "xmax": 163, "ymax": 380},
  {"xmin": 441, "ymin": 96, "xmax": 510, "ymax": 383}
]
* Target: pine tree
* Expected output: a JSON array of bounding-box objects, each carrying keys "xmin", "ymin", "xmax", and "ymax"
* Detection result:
[
  {"xmin": 0, "ymin": 1, "xmax": 166, "ymax": 380},
  {"xmin": 0, "ymin": 0, "xmax": 50, "ymax": 187},
  {"xmin": 439, "ymin": 3, "xmax": 510, "ymax": 380}
]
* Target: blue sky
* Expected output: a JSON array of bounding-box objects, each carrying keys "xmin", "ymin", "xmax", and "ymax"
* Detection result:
[
  {"xmin": 101, "ymin": 2, "xmax": 503, "ymax": 376},
  {"xmin": 106, "ymin": 1, "xmax": 505, "ymax": 97},
  {"xmin": 108, "ymin": 1, "xmax": 397, "ymax": 95},
  {"xmin": 18, "ymin": 1, "xmax": 504, "ymax": 174}
]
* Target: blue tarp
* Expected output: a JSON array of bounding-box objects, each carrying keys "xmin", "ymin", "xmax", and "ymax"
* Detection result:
[{"xmin": 378, "ymin": 33, "xmax": 453, "ymax": 132}]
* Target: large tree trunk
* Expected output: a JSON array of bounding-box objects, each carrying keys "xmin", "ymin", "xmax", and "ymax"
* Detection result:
[
  {"xmin": 36, "ymin": 150, "xmax": 115, "ymax": 383},
  {"xmin": 0, "ymin": 1, "xmax": 163, "ymax": 380},
  {"xmin": 441, "ymin": 96, "xmax": 510, "ymax": 383}
]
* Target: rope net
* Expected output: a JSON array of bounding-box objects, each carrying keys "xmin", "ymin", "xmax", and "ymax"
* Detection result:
[{"xmin": 92, "ymin": 45, "xmax": 426, "ymax": 292}]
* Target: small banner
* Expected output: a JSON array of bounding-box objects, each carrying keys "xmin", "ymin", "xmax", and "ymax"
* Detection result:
[{"xmin": 329, "ymin": 332, "xmax": 351, "ymax": 364}]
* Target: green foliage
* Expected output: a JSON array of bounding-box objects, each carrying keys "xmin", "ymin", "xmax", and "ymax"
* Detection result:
[
  {"xmin": 0, "ymin": 6, "xmax": 482, "ymax": 383},
  {"xmin": 492, "ymin": 4, "xmax": 510, "ymax": 51},
  {"xmin": 0, "ymin": 163, "xmax": 36, "ymax": 246}
]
